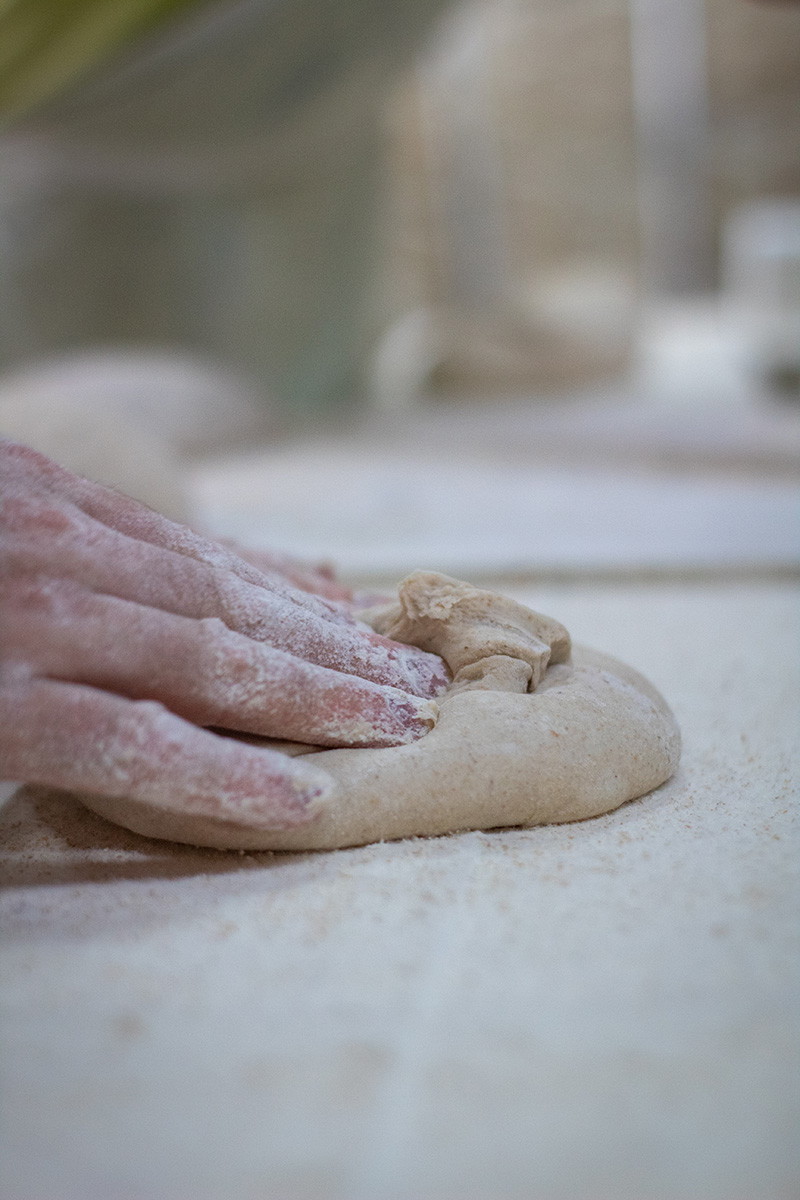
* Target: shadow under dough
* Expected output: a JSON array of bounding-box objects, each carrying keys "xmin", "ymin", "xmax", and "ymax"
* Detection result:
[{"xmin": 0, "ymin": 785, "xmax": 310, "ymax": 888}]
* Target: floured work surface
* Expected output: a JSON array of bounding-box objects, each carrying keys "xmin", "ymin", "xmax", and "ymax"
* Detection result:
[
  {"xmin": 74, "ymin": 573, "xmax": 681, "ymax": 851},
  {"xmin": 1, "ymin": 579, "xmax": 796, "ymax": 1200}
]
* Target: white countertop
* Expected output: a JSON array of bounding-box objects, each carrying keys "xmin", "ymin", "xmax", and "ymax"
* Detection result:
[
  {"xmin": 2, "ymin": 576, "xmax": 798, "ymax": 1200},
  {"xmin": 189, "ymin": 444, "xmax": 799, "ymax": 579}
]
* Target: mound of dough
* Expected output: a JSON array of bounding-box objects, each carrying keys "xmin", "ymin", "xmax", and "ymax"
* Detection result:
[{"xmin": 77, "ymin": 572, "xmax": 681, "ymax": 851}]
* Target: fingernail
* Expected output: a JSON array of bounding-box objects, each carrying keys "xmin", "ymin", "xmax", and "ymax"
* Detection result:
[
  {"xmin": 228, "ymin": 761, "xmax": 335, "ymax": 829},
  {"xmin": 292, "ymin": 768, "xmax": 335, "ymax": 819},
  {"xmin": 379, "ymin": 694, "xmax": 439, "ymax": 745},
  {"xmin": 377, "ymin": 640, "xmax": 449, "ymax": 695},
  {"xmin": 404, "ymin": 652, "xmax": 451, "ymax": 698}
]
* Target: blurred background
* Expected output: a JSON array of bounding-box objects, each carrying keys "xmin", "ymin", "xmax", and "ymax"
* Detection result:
[
  {"xmin": 2, "ymin": 8, "xmax": 800, "ymax": 1200},
  {"xmin": 0, "ymin": 0, "xmax": 798, "ymax": 567}
]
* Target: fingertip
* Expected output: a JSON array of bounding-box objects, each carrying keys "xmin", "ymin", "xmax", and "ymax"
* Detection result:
[
  {"xmin": 388, "ymin": 694, "xmax": 439, "ymax": 744},
  {"xmin": 417, "ymin": 695, "xmax": 440, "ymax": 730},
  {"xmin": 390, "ymin": 645, "xmax": 451, "ymax": 699},
  {"xmin": 289, "ymin": 760, "xmax": 337, "ymax": 822},
  {"xmin": 226, "ymin": 754, "xmax": 336, "ymax": 830}
]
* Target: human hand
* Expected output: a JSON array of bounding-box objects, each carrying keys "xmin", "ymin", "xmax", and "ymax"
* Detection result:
[
  {"xmin": 0, "ymin": 440, "xmax": 449, "ymax": 831},
  {"xmin": 217, "ymin": 539, "xmax": 355, "ymax": 603}
]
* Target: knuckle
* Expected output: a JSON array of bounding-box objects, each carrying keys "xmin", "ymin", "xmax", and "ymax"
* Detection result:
[
  {"xmin": 0, "ymin": 438, "xmax": 72, "ymax": 490},
  {"xmin": 0, "ymin": 576, "xmax": 95, "ymax": 678},
  {"xmin": 198, "ymin": 616, "xmax": 229, "ymax": 640},
  {"xmin": 1, "ymin": 494, "xmax": 79, "ymax": 540},
  {"xmin": 0, "ymin": 572, "xmax": 86, "ymax": 620},
  {"xmin": 1, "ymin": 496, "xmax": 85, "ymax": 581},
  {"xmin": 0, "ymin": 438, "xmax": 46, "ymax": 475}
]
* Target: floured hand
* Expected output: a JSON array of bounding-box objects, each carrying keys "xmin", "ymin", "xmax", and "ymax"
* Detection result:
[
  {"xmin": 216, "ymin": 539, "xmax": 355, "ymax": 604},
  {"xmin": 0, "ymin": 440, "xmax": 448, "ymax": 830}
]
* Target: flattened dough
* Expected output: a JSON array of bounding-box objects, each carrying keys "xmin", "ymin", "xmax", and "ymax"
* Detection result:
[{"xmin": 77, "ymin": 572, "xmax": 681, "ymax": 851}]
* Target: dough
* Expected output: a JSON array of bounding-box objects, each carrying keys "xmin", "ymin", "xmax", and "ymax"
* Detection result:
[{"xmin": 76, "ymin": 572, "xmax": 681, "ymax": 851}]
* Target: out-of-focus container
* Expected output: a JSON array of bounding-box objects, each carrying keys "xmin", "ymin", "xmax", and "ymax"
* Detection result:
[{"xmin": 722, "ymin": 199, "xmax": 800, "ymax": 397}]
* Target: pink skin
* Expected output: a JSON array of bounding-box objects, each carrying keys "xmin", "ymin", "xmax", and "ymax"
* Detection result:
[
  {"xmin": 0, "ymin": 439, "xmax": 449, "ymax": 830},
  {"xmin": 218, "ymin": 540, "xmax": 355, "ymax": 604}
]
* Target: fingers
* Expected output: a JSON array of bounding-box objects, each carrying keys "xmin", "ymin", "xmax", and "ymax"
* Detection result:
[
  {"xmin": 72, "ymin": 477, "xmax": 360, "ymax": 608},
  {"xmin": 0, "ymin": 677, "xmax": 333, "ymax": 830},
  {"xmin": 219, "ymin": 541, "xmax": 354, "ymax": 603},
  {"xmin": 2, "ymin": 438, "xmax": 451, "ymax": 697},
  {"xmin": 3, "ymin": 494, "xmax": 450, "ymax": 697},
  {"xmin": 0, "ymin": 440, "xmax": 447, "ymax": 826},
  {"xmin": 3, "ymin": 575, "xmax": 439, "ymax": 747},
  {"xmin": 1, "ymin": 439, "xmax": 349, "ymax": 623}
]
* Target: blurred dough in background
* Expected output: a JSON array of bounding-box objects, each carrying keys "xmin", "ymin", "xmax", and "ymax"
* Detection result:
[{"xmin": 0, "ymin": 350, "xmax": 272, "ymax": 520}]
